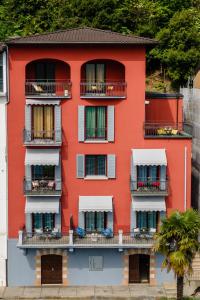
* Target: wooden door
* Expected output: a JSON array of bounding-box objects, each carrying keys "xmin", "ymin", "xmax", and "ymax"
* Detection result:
[
  {"xmin": 129, "ymin": 254, "xmax": 140, "ymax": 283},
  {"xmin": 41, "ymin": 255, "xmax": 62, "ymax": 284},
  {"xmin": 139, "ymin": 254, "xmax": 150, "ymax": 283}
]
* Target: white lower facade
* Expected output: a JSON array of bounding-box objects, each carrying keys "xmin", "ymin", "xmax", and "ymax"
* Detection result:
[{"xmin": 0, "ymin": 98, "xmax": 7, "ymax": 286}]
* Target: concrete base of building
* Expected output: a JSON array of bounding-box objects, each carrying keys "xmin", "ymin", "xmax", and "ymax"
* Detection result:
[
  {"xmin": 8, "ymin": 239, "xmax": 175, "ymax": 287},
  {"xmin": 0, "ymin": 259, "xmax": 6, "ymax": 286}
]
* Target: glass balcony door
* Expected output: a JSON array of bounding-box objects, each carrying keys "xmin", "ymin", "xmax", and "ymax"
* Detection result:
[{"xmin": 32, "ymin": 105, "xmax": 54, "ymax": 139}]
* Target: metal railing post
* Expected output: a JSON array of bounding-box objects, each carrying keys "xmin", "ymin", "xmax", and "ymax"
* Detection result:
[
  {"xmin": 69, "ymin": 230, "xmax": 73, "ymax": 246},
  {"xmin": 118, "ymin": 229, "xmax": 123, "ymax": 245}
]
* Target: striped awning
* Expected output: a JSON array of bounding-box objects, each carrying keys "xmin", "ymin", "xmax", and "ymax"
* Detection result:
[
  {"xmin": 132, "ymin": 196, "xmax": 166, "ymax": 212},
  {"xmin": 26, "ymin": 99, "xmax": 60, "ymax": 105},
  {"xmin": 79, "ymin": 196, "xmax": 113, "ymax": 212},
  {"xmin": 25, "ymin": 149, "xmax": 60, "ymax": 166},
  {"xmin": 132, "ymin": 149, "xmax": 167, "ymax": 166},
  {"xmin": 25, "ymin": 197, "xmax": 60, "ymax": 214}
]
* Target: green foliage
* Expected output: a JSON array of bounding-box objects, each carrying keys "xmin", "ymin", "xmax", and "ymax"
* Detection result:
[
  {"xmin": 0, "ymin": 0, "xmax": 199, "ymax": 89},
  {"xmin": 155, "ymin": 209, "xmax": 200, "ymax": 277}
]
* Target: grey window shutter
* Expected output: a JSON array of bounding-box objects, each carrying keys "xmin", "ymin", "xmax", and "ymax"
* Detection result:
[
  {"xmin": 107, "ymin": 154, "xmax": 116, "ymax": 178},
  {"xmin": 55, "ymin": 157, "xmax": 61, "ymax": 191},
  {"xmin": 107, "ymin": 106, "xmax": 114, "ymax": 142},
  {"xmin": 160, "ymin": 166, "xmax": 166, "ymax": 191},
  {"xmin": 25, "ymin": 165, "xmax": 32, "ymax": 192},
  {"xmin": 130, "ymin": 202, "xmax": 136, "ymax": 231},
  {"xmin": 55, "ymin": 204, "xmax": 61, "ymax": 232},
  {"xmin": 54, "ymin": 105, "xmax": 62, "ymax": 143},
  {"xmin": 78, "ymin": 211, "xmax": 85, "ymax": 229},
  {"xmin": 26, "ymin": 213, "xmax": 32, "ymax": 234},
  {"xmin": 131, "ymin": 155, "xmax": 137, "ymax": 190},
  {"xmin": 107, "ymin": 212, "xmax": 113, "ymax": 232},
  {"xmin": 76, "ymin": 154, "xmax": 85, "ymax": 178},
  {"xmin": 25, "ymin": 105, "xmax": 32, "ymax": 142},
  {"xmin": 78, "ymin": 106, "xmax": 85, "ymax": 142}
]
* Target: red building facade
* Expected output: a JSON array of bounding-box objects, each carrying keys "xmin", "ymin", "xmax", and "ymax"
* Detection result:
[{"xmin": 6, "ymin": 28, "xmax": 191, "ymax": 286}]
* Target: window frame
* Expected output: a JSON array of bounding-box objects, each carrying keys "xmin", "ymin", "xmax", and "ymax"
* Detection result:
[
  {"xmin": 85, "ymin": 106, "xmax": 107, "ymax": 140},
  {"xmin": 85, "ymin": 154, "xmax": 107, "ymax": 177},
  {"xmin": 32, "ymin": 213, "xmax": 55, "ymax": 232},
  {"xmin": 136, "ymin": 211, "xmax": 158, "ymax": 230}
]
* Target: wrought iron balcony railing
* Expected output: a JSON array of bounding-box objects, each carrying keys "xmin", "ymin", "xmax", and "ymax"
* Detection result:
[
  {"xmin": 80, "ymin": 81, "xmax": 127, "ymax": 98},
  {"xmin": 130, "ymin": 178, "xmax": 168, "ymax": 196},
  {"xmin": 23, "ymin": 129, "xmax": 62, "ymax": 145},
  {"xmin": 18, "ymin": 229, "xmax": 154, "ymax": 248},
  {"xmin": 24, "ymin": 178, "xmax": 62, "ymax": 196},
  {"xmin": 25, "ymin": 80, "xmax": 72, "ymax": 98},
  {"xmin": 144, "ymin": 122, "xmax": 191, "ymax": 138}
]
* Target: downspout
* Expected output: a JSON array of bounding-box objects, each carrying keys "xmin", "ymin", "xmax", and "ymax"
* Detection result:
[{"xmin": 184, "ymin": 146, "xmax": 187, "ymax": 211}]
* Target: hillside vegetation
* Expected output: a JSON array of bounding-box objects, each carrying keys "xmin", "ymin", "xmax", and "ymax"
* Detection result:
[{"xmin": 0, "ymin": 0, "xmax": 199, "ymax": 90}]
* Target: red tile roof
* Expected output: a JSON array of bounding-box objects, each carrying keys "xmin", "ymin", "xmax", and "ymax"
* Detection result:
[{"xmin": 6, "ymin": 27, "xmax": 157, "ymax": 46}]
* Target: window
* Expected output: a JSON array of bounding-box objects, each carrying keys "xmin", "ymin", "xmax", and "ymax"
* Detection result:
[
  {"xmin": 0, "ymin": 54, "xmax": 3, "ymax": 92},
  {"xmin": 85, "ymin": 63, "xmax": 105, "ymax": 83},
  {"xmin": 32, "ymin": 213, "xmax": 55, "ymax": 232},
  {"xmin": 89, "ymin": 256, "xmax": 103, "ymax": 271},
  {"xmin": 35, "ymin": 61, "xmax": 55, "ymax": 82},
  {"xmin": 136, "ymin": 212, "xmax": 157, "ymax": 229},
  {"xmin": 137, "ymin": 166, "xmax": 159, "ymax": 182},
  {"xmin": 85, "ymin": 106, "xmax": 107, "ymax": 139},
  {"xmin": 32, "ymin": 105, "xmax": 54, "ymax": 139},
  {"xmin": 32, "ymin": 166, "xmax": 54, "ymax": 180},
  {"xmin": 85, "ymin": 155, "xmax": 106, "ymax": 176},
  {"xmin": 85, "ymin": 212, "xmax": 107, "ymax": 232}
]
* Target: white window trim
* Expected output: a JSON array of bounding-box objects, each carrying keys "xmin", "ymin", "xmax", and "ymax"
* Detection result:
[
  {"xmin": 84, "ymin": 175, "xmax": 108, "ymax": 180},
  {"xmin": 84, "ymin": 140, "xmax": 109, "ymax": 144}
]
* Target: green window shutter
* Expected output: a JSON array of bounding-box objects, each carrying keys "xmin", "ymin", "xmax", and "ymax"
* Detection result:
[
  {"xmin": 138, "ymin": 166, "xmax": 147, "ymax": 181},
  {"xmin": 140, "ymin": 212, "xmax": 147, "ymax": 228},
  {"xmin": 44, "ymin": 214, "xmax": 54, "ymax": 230},
  {"xmin": 86, "ymin": 212, "xmax": 95, "ymax": 231},
  {"xmin": 149, "ymin": 166, "xmax": 157, "ymax": 181},
  {"xmin": 148, "ymin": 212, "xmax": 156, "ymax": 229}
]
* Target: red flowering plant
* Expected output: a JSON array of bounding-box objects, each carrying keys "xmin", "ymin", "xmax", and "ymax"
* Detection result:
[{"xmin": 138, "ymin": 181, "xmax": 145, "ymax": 187}]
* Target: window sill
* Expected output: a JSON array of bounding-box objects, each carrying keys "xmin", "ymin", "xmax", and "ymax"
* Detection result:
[
  {"xmin": 84, "ymin": 140, "xmax": 109, "ymax": 144},
  {"xmin": 84, "ymin": 176, "xmax": 108, "ymax": 180}
]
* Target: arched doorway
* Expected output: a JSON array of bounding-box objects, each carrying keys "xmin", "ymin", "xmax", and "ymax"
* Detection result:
[
  {"xmin": 41, "ymin": 254, "xmax": 62, "ymax": 284},
  {"xmin": 129, "ymin": 254, "xmax": 150, "ymax": 283}
]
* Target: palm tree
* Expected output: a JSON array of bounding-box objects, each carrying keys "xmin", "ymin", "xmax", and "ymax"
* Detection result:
[{"xmin": 155, "ymin": 209, "xmax": 200, "ymax": 300}]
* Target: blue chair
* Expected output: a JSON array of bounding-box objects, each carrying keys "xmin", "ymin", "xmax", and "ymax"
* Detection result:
[
  {"xmin": 75, "ymin": 227, "xmax": 86, "ymax": 238},
  {"xmin": 101, "ymin": 228, "xmax": 113, "ymax": 238}
]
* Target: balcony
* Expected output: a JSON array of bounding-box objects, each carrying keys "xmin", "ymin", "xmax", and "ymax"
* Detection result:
[
  {"xmin": 80, "ymin": 81, "xmax": 127, "ymax": 99},
  {"xmin": 23, "ymin": 129, "xmax": 62, "ymax": 146},
  {"xmin": 130, "ymin": 179, "xmax": 168, "ymax": 196},
  {"xmin": 17, "ymin": 229, "xmax": 154, "ymax": 249},
  {"xmin": 25, "ymin": 80, "xmax": 72, "ymax": 99},
  {"xmin": 24, "ymin": 179, "xmax": 62, "ymax": 196},
  {"xmin": 144, "ymin": 122, "xmax": 192, "ymax": 139}
]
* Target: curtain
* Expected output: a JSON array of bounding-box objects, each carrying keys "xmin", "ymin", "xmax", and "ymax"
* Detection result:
[
  {"xmin": 149, "ymin": 166, "xmax": 157, "ymax": 182},
  {"xmin": 32, "ymin": 166, "xmax": 43, "ymax": 180},
  {"xmin": 33, "ymin": 214, "xmax": 42, "ymax": 229},
  {"xmin": 33, "ymin": 106, "xmax": 43, "ymax": 138},
  {"xmin": 44, "ymin": 214, "xmax": 54, "ymax": 231},
  {"xmin": 85, "ymin": 155, "xmax": 95, "ymax": 175},
  {"xmin": 137, "ymin": 212, "xmax": 147, "ymax": 229},
  {"xmin": 96, "ymin": 212, "xmax": 105, "ymax": 231},
  {"xmin": 138, "ymin": 166, "xmax": 147, "ymax": 182},
  {"xmin": 97, "ymin": 107, "xmax": 106, "ymax": 138},
  {"xmin": 97, "ymin": 155, "xmax": 106, "ymax": 175},
  {"xmin": 86, "ymin": 107, "xmax": 96, "ymax": 138},
  {"xmin": 85, "ymin": 212, "xmax": 95, "ymax": 231},
  {"xmin": 96, "ymin": 64, "xmax": 105, "ymax": 83},
  {"xmin": 44, "ymin": 106, "xmax": 54, "ymax": 138}
]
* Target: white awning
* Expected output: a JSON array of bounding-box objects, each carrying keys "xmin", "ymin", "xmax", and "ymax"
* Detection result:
[
  {"xmin": 132, "ymin": 149, "xmax": 167, "ymax": 166},
  {"xmin": 25, "ymin": 149, "xmax": 60, "ymax": 166},
  {"xmin": 25, "ymin": 197, "xmax": 60, "ymax": 214},
  {"xmin": 132, "ymin": 196, "xmax": 166, "ymax": 212},
  {"xmin": 26, "ymin": 99, "xmax": 60, "ymax": 105},
  {"xmin": 79, "ymin": 196, "xmax": 113, "ymax": 212}
]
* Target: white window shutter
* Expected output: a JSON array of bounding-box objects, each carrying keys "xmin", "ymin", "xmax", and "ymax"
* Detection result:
[
  {"xmin": 107, "ymin": 106, "xmax": 114, "ymax": 142},
  {"xmin": 76, "ymin": 154, "xmax": 85, "ymax": 178},
  {"xmin": 107, "ymin": 154, "xmax": 116, "ymax": 178},
  {"xmin": 78, "ymin": 106, "xmax": 85, "ymax": 142}
]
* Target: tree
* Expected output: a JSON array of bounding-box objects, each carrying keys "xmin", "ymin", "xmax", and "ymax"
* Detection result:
[{"xmin": 155, "ymin": 209, "xmax": 200, "ymax": 300}]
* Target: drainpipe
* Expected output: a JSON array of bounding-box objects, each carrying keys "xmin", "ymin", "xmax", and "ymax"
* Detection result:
[{"xmin": 184, "ymin": 146, "xmax": 187, "ymax": 211}]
